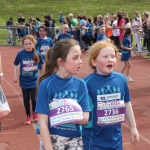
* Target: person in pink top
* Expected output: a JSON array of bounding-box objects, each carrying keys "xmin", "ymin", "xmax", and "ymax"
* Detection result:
[{"xmin": 117, "ymin": 14, "xmax": 125, "ymax": 47}]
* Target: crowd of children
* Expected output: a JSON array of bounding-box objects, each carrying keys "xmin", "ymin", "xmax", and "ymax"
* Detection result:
[{"xmin": 10, "ymin": 10, "xmax": 146, "ymax": 150}]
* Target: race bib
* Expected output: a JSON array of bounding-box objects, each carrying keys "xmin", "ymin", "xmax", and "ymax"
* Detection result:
[
  {"xmin": 49, "ymin": 99, "xmax": 84, "ymax": 127},
  {"xmin": 40, "ymin": 46, "xmax": 49, "ymax": 56},
  {"xmin": 97, "ymin": 93, "xmax": 126, "ymax": 125},
  {"xmin": 22, "ymin": 60, "xmax": 37, "ymax": 72}
]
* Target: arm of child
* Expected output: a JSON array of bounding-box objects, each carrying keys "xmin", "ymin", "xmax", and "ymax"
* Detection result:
[
  {"xmin": 38, "ymin": 113, "xmax": 53, "ymax": 150},
  {"xmin": 125, "ymin": 101, "xmax": 139, "ymax": 145},
  {"xmin": 13, "ymin": 65, "xmax": 18, "ymax": 83},
  {"xmin": 73, "ymin": 112, "xmax": 89, "ymax": 125},
  {"xmin": 121, "ymin": 45, "xmax": 133, "ymax": 51}
]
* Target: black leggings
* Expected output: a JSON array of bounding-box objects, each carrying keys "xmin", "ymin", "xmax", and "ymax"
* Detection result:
[
  {"xmin": 21, "ymin": 88, "xmax": 36, "ymax": 117},
  {"xmin": 82, "ymin": 35, "xmax": 92, "ymax": 46}
]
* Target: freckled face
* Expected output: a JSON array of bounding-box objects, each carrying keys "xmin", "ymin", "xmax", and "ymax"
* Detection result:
[{"xmin": 91, "ymin": 46, "xmax": 116, "ymax": 75}]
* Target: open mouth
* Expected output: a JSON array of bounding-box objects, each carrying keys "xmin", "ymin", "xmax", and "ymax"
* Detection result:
[
  {"xmin": 106, "ymin": 64, "xmax": 113, "ymax": 68},
  {"xmin": 77, "ymin": 66, "xmax": 81, "ymax": 70}
]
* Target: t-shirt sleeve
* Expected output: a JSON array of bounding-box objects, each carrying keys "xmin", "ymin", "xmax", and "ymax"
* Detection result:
[
  {"xmin": 35, "ymin": 81, "xmax": 50, "ymax": 115},
  {"xmin": 14, "ymin": 53, "xmax": 20, "ymax": 66},
  {"xmin": 78, "ymin": 80, "xmax": 90, "ymax": 112},
  {"xmin": 122, "ymin": 38, "xmax": 130, "ymax": 47},
  {"xmin": 124, "ymin": 81, "xmax": 130, "ymax": 103},
  {"xmin": 49, "ymin": 39, "xmax": 54, "ymax": 47}
]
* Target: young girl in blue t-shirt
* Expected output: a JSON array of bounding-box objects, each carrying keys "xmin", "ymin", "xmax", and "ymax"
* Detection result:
[
  {"xmin": 36, "ymin": 26, "xmax": 53, "ymax": 74},
  {"xmin": 35, "ymin": 39, "xmax": 90, "ymax": 150},
  {"xmin": 82, "ymin": 40, "xmax": 139, "ymax": 150},
  {"xmin": 13, "ymin": 35, "xmax": 44, "ymax": 125},
  {"xmin": 120, "ymin": 28, "xmax": 133, "ymax": 82}
]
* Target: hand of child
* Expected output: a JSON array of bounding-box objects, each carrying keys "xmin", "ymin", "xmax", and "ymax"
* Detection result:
[
  {"xmin": 13, "ymin": 77, "xmax": 18, "ymax": 83},
  {"xmin": 130, "ymin": 127, "xmax": 139, "ymax": 145},
  {"xmin": 130, "ymin": 47, "xmax": 133, "ymax": 51},
  {"xmin": 71, "ymin": 35, "xmax": 74, "ymax": 39}
]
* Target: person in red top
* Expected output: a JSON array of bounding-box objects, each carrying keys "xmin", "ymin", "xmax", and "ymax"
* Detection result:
[{"xmin": 117, "ymin": 14, "xmax": 125, "ymax": 46}]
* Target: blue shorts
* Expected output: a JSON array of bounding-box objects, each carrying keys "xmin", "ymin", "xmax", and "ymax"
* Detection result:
[{"xmin": 121, "ymin": 51, "xmax": 131, "ymax": 61}]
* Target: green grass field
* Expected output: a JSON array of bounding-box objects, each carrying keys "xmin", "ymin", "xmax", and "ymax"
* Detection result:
[{"xmin": 0, "ymin": 0, "xmax": 149, "ymax": 44}]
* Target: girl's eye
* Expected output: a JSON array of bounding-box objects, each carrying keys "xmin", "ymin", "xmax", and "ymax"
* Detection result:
[
  {"xmin": 103, "ymin": 56, "xmax": 107, "ymax": 58},
  {"xmin": 111, "ymin": 55, "xmax": 115, "ymax": 59}
]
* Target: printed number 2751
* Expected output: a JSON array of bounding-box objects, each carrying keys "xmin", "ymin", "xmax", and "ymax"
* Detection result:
[{"xmin": 57, "ymin": 106, "xmax": 74, "ymax": 114}]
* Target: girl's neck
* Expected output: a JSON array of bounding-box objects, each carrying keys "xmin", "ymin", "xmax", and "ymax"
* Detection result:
[
  {"xmin": 40, "ymin": 36, "xmax": 47, "ymax": 39},
  {"xmin": 56, "ymin": 71, "xmax": 71, "ymax": 79}
]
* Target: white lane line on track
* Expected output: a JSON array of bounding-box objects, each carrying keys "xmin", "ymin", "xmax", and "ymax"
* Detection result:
[
  {"xmin": 3, "ymin": 78, "xmax": 41, "ymax": 140},
  {"xmin": 123, "ymin": 123, "xmax": 150, "ymax": 144}
]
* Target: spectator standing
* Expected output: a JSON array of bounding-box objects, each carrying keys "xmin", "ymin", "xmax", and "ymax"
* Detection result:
[
  {"xmin": 131, "ymin": 11, "xmax": 142, "ymax": 56},
  {"xmin": 6, "ymin": 18, "xmax": 14, "ymax": 44},
  {"xmin": 49, "ymin": 14, "xmax": 56, "ymax": 38},
  {"xmin": 18, "ymin": 13, "xmax": 25, "ymax": 24},
  {"xmin": 6, "ymin": 18, "xmax": 14, "ymax": 27}
]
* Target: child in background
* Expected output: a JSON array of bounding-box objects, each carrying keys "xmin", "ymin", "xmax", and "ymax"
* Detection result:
[
  {"xmin": 96, "ymin": 25, "xmax": 107, "ymax": 41},
  {"xmin": 35, "ymin": 39, "xmax": 90, "ymax": 150},
  {"xmin": 36, "ymin": 26, "xmax": 53, "ymax": 74},
  {"xmin": 121, "ymin": 28, "xmax": 133, "ymax": 82},
  {"xmin": 58, "ymin": 24, "xmax": 73, "ymax": 41},
  {"xmin": 82, "ymin": 40, "xmax": 139, "ymax": 150},
  {"xmin": 82, "ymin": 18, "xmax": 93, "ymax": 51},
  {"xmin": 13, "ymin": 35, "xmax": 44, "ymax": 125}
]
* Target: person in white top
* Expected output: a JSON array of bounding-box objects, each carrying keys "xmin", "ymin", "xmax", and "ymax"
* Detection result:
[
  {"xmin": 131, "ymin": 11, "xmax": 142, "ymax": 56},
  {"xmin": 107, "ymin": 15, "xmax": 120, "ymax": 48},
  {"xmin": 124, "ymin": 17, "xmax": 131, "ymax": 28}
]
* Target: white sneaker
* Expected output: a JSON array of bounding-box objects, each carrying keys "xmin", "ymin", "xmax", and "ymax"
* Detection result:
[{"xmin": 126, "ymin": 76, "xmax": 134, "ymax": 82}]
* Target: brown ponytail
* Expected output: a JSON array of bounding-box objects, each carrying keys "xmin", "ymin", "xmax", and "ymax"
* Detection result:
[
  {"xmin": 37, "ymin": 39, "xmax": 79, "ymax": 88},
  {"xmin": 32, "ymin": 47, "xmax": 39, "ymax": 63}
]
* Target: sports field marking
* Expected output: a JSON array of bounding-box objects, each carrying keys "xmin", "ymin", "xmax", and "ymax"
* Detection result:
[
  {"xmin": 123, "ymin": 123, "xmax": 150, "ymax": 144},
  {"xmin": 128, "ymin": 85, "xmax": 150, "ymax": 95},
  {"xmin": 0, "ymin": 132, "xmax": 19, "ymax": 134},
  {"xmin": 3, "ymin": 78, "xmax": 41, "ymax": 140}
]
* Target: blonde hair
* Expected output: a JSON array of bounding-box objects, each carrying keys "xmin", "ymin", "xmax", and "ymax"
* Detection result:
[
  {"xmin": 134, "ymin": 11, "xmax": 141, "ymax": 18},
  {"xmin": 104, "ymin": 15, "xmax": 110, "ymax": 21},
  {"xmin": 89, "ymin": 40, "xmax": 119, "ymax": 71},
  {"xmin": 112, "ymin": 15, "xmax": 117, "ymax": 20},
  {"xmin": 62, "ymin": 24, "xmax": 69, "ymax": 28},
  {"xmin": 22, "ymin": 35, "xmax": 39, "ymax": 63}
]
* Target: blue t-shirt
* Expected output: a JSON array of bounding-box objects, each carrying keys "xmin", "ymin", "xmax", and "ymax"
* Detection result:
[
  {"xmin": 79, "ymin": 19, "xmax": 86, "ymax": 26},
  {"xmin": 36, "ymin": 37, "xmax": 53, "ymax": 60},
  {"xmin": 6, "ymin": 20, "xmax": 13, "ymax": 26},
  {"xmin": 58, "ymin": 33, "xmax": 71, "ymax": 41},
  {"xmin": 85, "ymin": 23, "xmax": 93, "ymax": 36},
  {"xmin": 82, "ymin": 72, "xmax": 130, "ymax": 150},
  {"xmin": 122, "ymin": 36, "xmax": 131, "ymax": 54},
  {"xmin": 35, "ymin": 73, "xmax": 90, "ymax": 138},
  {"xmin": 121, "ymin": 36, "xmax": 131, "ymax": 61},
  {"xmin": 97, "ymin": 34, "xmax": 107, "ymax": 41},
  {"xmin": 14, "ymin": 49, "xmax": 44, "ymax": 89}
]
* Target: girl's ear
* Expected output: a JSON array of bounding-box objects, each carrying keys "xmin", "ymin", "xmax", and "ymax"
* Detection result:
[
  {"xmin": 91, "ymin": 58, "xmax": 96, "ymax": 67},
  {"xmin": 57, "ymin": 58, "xmax": 64, "ymax": 66}
]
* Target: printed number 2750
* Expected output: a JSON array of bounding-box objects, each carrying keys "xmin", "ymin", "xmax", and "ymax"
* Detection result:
[{"xmin": 57, "ymin": 106, "xmax": 74, "ymax": 114}]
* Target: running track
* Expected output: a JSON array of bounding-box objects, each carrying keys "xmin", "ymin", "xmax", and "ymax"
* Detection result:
[{"xmin": 0, "ymin": 46, "xmax": 150, "ymax": 150}]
